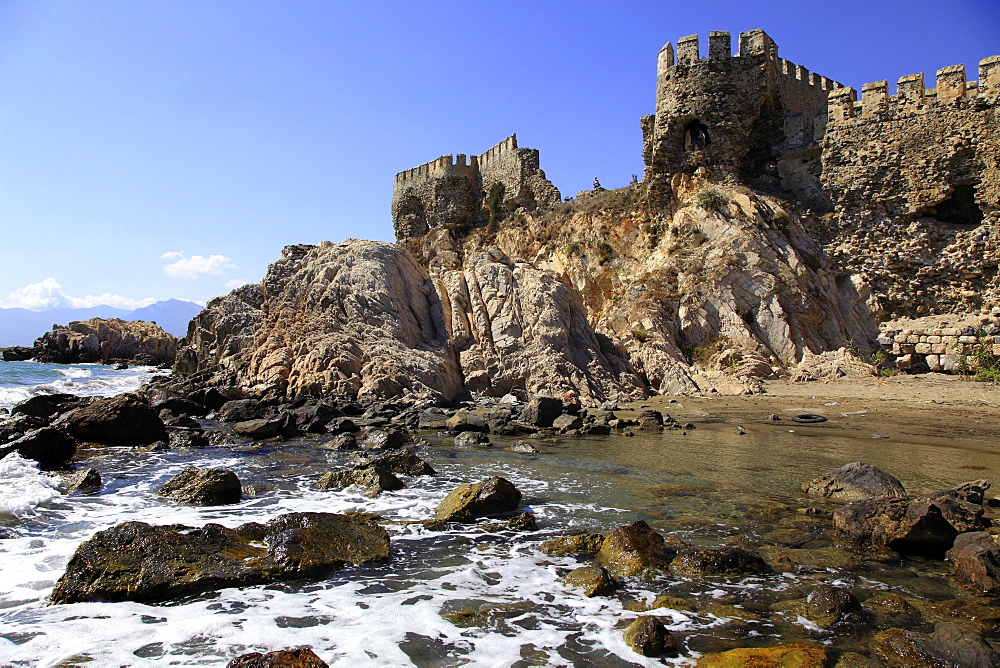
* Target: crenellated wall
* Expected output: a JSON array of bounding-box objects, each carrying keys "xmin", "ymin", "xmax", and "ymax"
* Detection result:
[{"xmin": 391, "ymin": 135, "xmax": 560, "ymax": 241}]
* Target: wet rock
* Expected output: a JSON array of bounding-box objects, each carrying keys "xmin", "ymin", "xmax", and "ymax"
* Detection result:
[
  {"xmin": 217, "ymin": 399, "xmax": 272, "ymax": 423},
  {"xmin": 947, "ymin": 531, "xmax": 1000, "ymax": 595},
  {"xmin": 454, "ymin": 431, "xmax": 491, "ymax": 448},
  {"xmin": 231, "ymin": 417, "xmax": 286, "ymax": 440},
  {"xmin": 0, "ymin": 427, "xmax": 77, "ymax": 470},
  {"xmin": 695, "ymin": 644, "xmax": 827, "ymax": 667},
  {"xmin": 775, "ymin": 585, "xmax": 862, "ymax": 628},
  {"xmin": 50, "ymin": 512, "xmax": 390, "ymax": 604},
  {"xmin": 520, "ymin": 396, "xmax": 562, "ymax": 428},
  {"xmin": 832, "ymin": 652, "xmax": 882, "ymax": 668},
  {"xmin": 564, "ymin": 565, "xmax": 616, "ymax": 597},
  {"xmin": 61, "ymin": 467, "xmax": 101, "ymax": 494},
  {"xmin": 505, "ymin": 511, "xmax": 538, "ymax": 531},
  {"xmin": 435, "ymin": 476, "xmax": 521, "ymax": 523},
  {"xmin": 151, "ymin": 396, "xmax": 209, "ymax": 417},
  {"xmin": 595, "ymin": 521, "xmax": 676, "ymax": 578},
  {"xmin": 445, "ymin": 411, "xmax": 487, "ymax": 432},
  {"xmin": 416, "ymin": 410, "xmax": 450, "ymax": 430},
  {"xmin": 282, "ymin": 399, "xmax": 341, "ymax": 434},
  {"xmin": 758, "ymin": 545, "xmax": 861, "ymax": 573},
  {"xmin": 623, "ymin": 594, "xmax": 695, "ymax": 613},
  {"xmin": 552, "ymin": 414, "xmax": 583, "ymax": 431},
  {"xmin": 916, "ymin": 597, "xmax": 1000, "ymax": 634},
  {"xmin": 164, "ymin": 415, "xmax": 202, "ymax": 430},
  {"xmin": 322, "ymin": 433, "xmax": 357, "ymax": 451},
  {"xmin": 540, "ymin": 532, "xmax": 605, "ymax": 557},
  {"xmin": 510, "ymin": 440, "xmax": 539, "ymax": 453},
  {"xmin": 803, "ymin": 461, "xmax": 907, "ymax": 501},
  {"xmin": 325, "ymin": 417, "xmax": 358, "ymax": 435},
  {"xmin": 59, "ymin": 393, "xmax": 167, "ymax": 446},
  {"xmin": 227, "ymin": 647, "xmax": 328, "ymax": 668},
  {"xmin": 441, "ymin": 602, "xmax": 534, "ymax": 631},
  {"xmin": 871, "ymin": 622, "xmax": 1000, "ymax": 667},
  {"xmin": 670, "ymin": 545, "xmax": 770, "ymax": 578},
  {"xmin": 636, "ymin": 410, "xmax": 664, "ymax": 430},
  {"xmin": 364, "ymin": 448, "xmax": 435, "ymax": 476},
  {"xmin": 11, "ymin": 393, "xmax": 81, "ymax": 420},
  {"xmin": 315, "ymin": 468, "xmax": 403, "ymax": 497},
  {"xmin": 361, "ymin": 428, "xmax": 407, "ymax": 450},
  {"xmin": 623, "ymin": 615, "xmax": 677, "ymax": 658},
  {"xmin": 834, "ymin": 481, "xmax": 991, "ymax": 557},
  {"xmin": 157, "ymin": 466, "xmax": 242, "ymax": 505},
  {"xmin": 168, "ymin": 429, "xmax": 210, "ymax": 449}
]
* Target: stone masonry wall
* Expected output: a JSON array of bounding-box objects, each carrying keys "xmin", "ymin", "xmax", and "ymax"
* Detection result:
[{"xmin": 878, "ymin": 323, "xmax": 1000, "ymax": 373}]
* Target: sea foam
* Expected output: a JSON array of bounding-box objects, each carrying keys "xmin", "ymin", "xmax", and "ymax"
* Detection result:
[{"xmin": 0, "ymin": 452, "xmax": 61, "ymax": 518}]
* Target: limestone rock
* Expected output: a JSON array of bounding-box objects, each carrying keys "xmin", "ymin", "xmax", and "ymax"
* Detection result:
[
  {"xmin": 803, "ymin": 462, "xmax": 907, "ymax": 502},
  {"xmin": 622, "ymin": 616, "xmax": 677, "ymax": 658},
  {"xmin": 58, "ymin": 393, "xmax": 167, "ymax": 446},
  {"xmin": 32, "ymin": 318, "xmax": 178, "ymax": 365},
  {"xmin": 595, "ymin": 521, "xmax": 675, "ymax": 578},
  {"xmin": 157, "ymin": 466, "xmax": 242, "ymax": 506},
  {"xmin": 563, "ymin": 565, "xmax": 616, "ymax": 597},
  {"xmin": 50, "ymin": 512, "xmax": 390, "ymax": 604},
  {"xmin": 435, "ymin": 476, "xmax": 521, "ymax": 523},
  {"xmin": 227, "ymin": 647, "xmax": 328, "ymax": 668}
]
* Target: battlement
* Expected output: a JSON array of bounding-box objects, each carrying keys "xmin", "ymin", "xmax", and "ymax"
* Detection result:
[
  {"xmin": 393, "ymin": 135, "xmax": 521, "ymax": 187},
  {"xmin": 828, "ymin": 55, "xmax": 1000, "ymax": 124}
]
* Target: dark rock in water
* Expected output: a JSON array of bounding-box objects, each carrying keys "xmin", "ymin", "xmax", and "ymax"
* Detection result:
[
  {"xmin": 62, "ymin": 467, "xmax": 101, "ymax": 494},
  {"xmin": 947, "ymin": 531, "xmax": 1000, "ymax": 595},
  {"xmin": 217, "ymin": 399, "xmax": 272, "ymax": 423},
  {"xmin": 0, "ymin": 414, "xmax": 46, "ymax": 445},
  {"xmin": 669, "ymin": 545, "xmax": 770, "ymax": 577},
  {"xmin": 834, "ymin": 480, "xmax": 991, "ymax": 558},
  {"xmin": 227, "ymin": 647, "xmax": 328, "ymax": 668},
  {"xmin": 231, "ymin": 417, "xmax": 286, "ymax": 440},
  {"xmin": 776, "ymin": 585, "xmax": 863, "ymax": 628},
  {"xmin": 50, "ymin": 511, "xmax": 390, "ymax": 604},
  {"xmin": 326, "ymin": 417, "xmax": 358, "ymax": 435},
  {"xmin": 157, "ymin": 466, "xmax": 242, "ymax": 505},
  {"xmin": 506, "ymin": 511, "xmax": 538, "ymax": 531},
  {"xmin": 541, "ymin": 533, "xmax": 604, "ymax": 557},
  {"xmin": 282, "ymin": 399, "xmax": 341, "ymax": 434},
  {"xmin": 361, "ymin": 428, "xmax": 408, "ymax": 450},
  {"xmin": 59, "ymin": 393, "xmax": 167, "ymax": 446},
  {"xmin": 552, "ymin": 414, "xmax": 583, "ymax": 431},
  {"xmin": 622, "ymin": 616, "xmax": 677, "ymax": 657},
  {"xmin": 445, "ymin": 411, "xmax": 488, "ymax": 432},
  {"xmin": 11, "ymin": 393, "xmax": 81, "ymax": 419},
  {"xmin": 0, "ymin": 427, "xmax": 77, "ymax": 470},
  {"xmin": 596, "ymin": 521, "xmax": 676, "ymax": 578},
  {"xmin": 315, "ymin": 468, "xmax": 403, "ymax": 497},
  {"xmin": 151, "ymin": 396, "xmax": 210, "ymax": 417},
  {"xmin": 2, "ymin": 346, "xmax": 35, "ymax": 361},
  {"xmin": 168, "ymin": 429, "xmax": 210, "ymax": 449},
  {"xmin": 564, "ymin": 565, "xmax": 616, "ymax": 597},
  {"xmin": 872, "ymin": 622, "xmax": 1000, "ymax": 667},
  {"xmin": 803, "ymin": 461, "xmax": 907, "ymax": 501},
  {"xmin": 454, "ymin": 431, "xmax": 491, "ymax": 448},
  {"xmin": 363, "ymin": 448, "xmax": 435, "ymax": 476},
  {"xmin": 164, "ymin": 415, "xmax": 202, "ymax": 430},
  {"xmin": 435, "ymin": 476, "xmax": 521, "ymax": 523},
  {"xmin": 510, "ymin": 440, "xmax": 539, "ymax": 453},
  {"xmin": 188, "ymin": 387, "xmax": 232, "ymax": 411},
  {"xmin": 321, "ymin": 433, "xmax": 357, "ymax": 451},
  {"xmin": 636, "ymin": 410, "xmax": 664, "ymax": 430},
  {"xmin": 520, "ymin": 396, "xmax": 562, "ymax": 428}
]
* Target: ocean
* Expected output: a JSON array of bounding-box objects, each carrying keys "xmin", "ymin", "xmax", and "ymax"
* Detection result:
[
  {"xmin": 0, "ymin": 360, "xmax": 168, "ymax": 414},
  {"xmin": 0, "ymin": 364, "xmax": 997, "ymax": 664}
]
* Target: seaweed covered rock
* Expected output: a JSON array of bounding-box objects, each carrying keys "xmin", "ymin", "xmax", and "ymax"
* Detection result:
[
  {"xmin": 670, "ymin": 545, "xmax": 770, "ymax": 578},
  {"xmin": 157, "ymin": 467, "xmax": 242, "ymax": 506},
  {"xmin": 595, "ymin": 521, "xmax": 675, "ymax": 578},
  {"xmin": 623, "ymin": 616, "xmax": 677, "ymax": 658},
  {"xmin": 563, "ymin": 565, "xmax": 616, "ymax": 597},
  {"xmin": 695, "ymin": 644, "xmax": 827, "ymax": 667},
  {"xmin": 50, "ymin": 512, "xmax": 390, "ymax": 604},
  {"xmin": 435, "ymin": 476, "xmax": 521, "ymax": 523}
]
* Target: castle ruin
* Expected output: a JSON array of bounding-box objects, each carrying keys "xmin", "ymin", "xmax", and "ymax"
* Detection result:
[{"xmin": 391, "ymin": 135, "xmax": 561, "ymax": 241}]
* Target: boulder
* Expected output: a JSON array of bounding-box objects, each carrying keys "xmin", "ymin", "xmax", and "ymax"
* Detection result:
[
  {"xmin": 228, "ymin": 648, "xmax": 327, "ymax": 668},
  {"xmin": 157, "ymin": 467, "xmax": 242, "ymax": 505},
  {"xmin": 168, "ymin": 429, "xmax": 211, "ymax": 449},
  {"xmin": 364, "ymin": 448, "xmax": 435, "ymax": 476},
  {"xmin": 670, "ymin": 545, "xmax": 770, "ymax": 578},
  {"xmin": 622, "ymin": 616, "xmax": 677, "ymax": 658},
  {"xmin": 540, "ymin": 533, "xmax": 605, "ymax": 557},
  {"xmin": 564, "ymin": 565, "xmax": 616, "ymax": 597},
  {"xmin": 322, "ymin": 433, "xmax": 357, "ymax": 451},
  {"xmin": 59, "ymin": 393, "xmax": 167, "ymax": 446},
  {"xmin": 11, "ymin": 393, "xmax": 81, "ymax": 419},
  {"xmin": 417, "ymin": 411, "xmax": 450, "ymax": 430},
  {"xmin": 636, "ymin": 410, "xmax": 664, "ymax": 430},
  {"xmin": 834, "ymin": 481, "xmax": 991, "ymax": 557},
  {"xmin": 454, "ymin": 431, "xmax": 491, "ymax": 448},
  {"xmin": 595, "ymin": 521, "xmax": 676, "ymax": 578},
  {"xmin": 552, "ymin": 414, "xmax": 583, "ymax": 431},
  {"xmin": 231, "ymin": 417, "xmax": 286, "ymax": 440},
  {"xmin": 217, "ymin": 399, "xmax": 272, "ymax": 423},
  {"xmin": 227, "ymin": 648, "xmax": 328, "ymax": 668},
  {"xmin": 282, "ymin": 399, "xmax": 341, "ymax": 434},
  {"xmin": 315, "ymin": 468, "xmax": 403, "ymax": 497},
  {"xmin": 435, "ymin": 477, "xmax": 521, "ymax": 523},
  {"xmin": 326, "ymin": 417, "xmax": 358, "ymax": 435},
  {"xmin": 803, "ymin": 462, "xmax": 907, "ymax": 501},
  {"xmin": 361, "ymin": 428, "xmax": 407, "ymax": 450},
  {"xmin": 947, "ymin": 531, "xmax": 1000, "ymax": 595},
  {"xmin": 62, "ymin": 467, "xmax": 101, "ymax": 494},
  {"xmin": 50, "ymin": 512, "xmax": 390, "ymax": 604},
  {"xmin": 871, "ymin": 623, "xmax": 1000, "ymax": 667},
  {"xmin": 445, "ymin": 411, "xmax": 488, "ymax": 432},
  {"xmin": 520, "ymin": 396, "xmax": 562, "ymax": 428},
  {"xmin": 695, "ymin": 644, "xmax": 827, "ymax": 667},
  {"xmin": 0, "ymin": 427, "xmax": 77, "ymax": 470},
  {"xmin": 510, "ymin": 440, "xmax": 539, "ymax": 453}
]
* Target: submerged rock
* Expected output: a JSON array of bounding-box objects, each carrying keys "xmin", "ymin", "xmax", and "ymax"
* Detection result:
[
  {"xmin": 59, "ymin": 393, "xmax": 167, "ymax": 446},
  {"xmin": 775, "ymin": 585, "xmax": 862, "ymax": 628},
  {"xmin": 157, "ymin": 466, "xmax": 242, "ymax": 505},
  {"xmin": 695, "ymin": 644, "xmax": 827, "ymax": 667},
  {"xmin": 669, "ymin": 545, "xmax": 770, "ymax": 578},
  {"xmin": 622, "ymin": 616, "xmax": 677, "ymax": 658},
  {"xmin": 50, "ymin": 512, "xmax": 390, "ymax": 604},
  {"xmin": 803, "ymin": 462, "xmax": 907, "ymax": 502},
  {"xmin": 227, "ymin": 647, "xmax": 328, "ymax": 668},
  {"xmin": 435, "ymin": 476, "xmax": 521, "ymax": 523},
  {"xmin": 563, "ymin": 565, "xmax": 616, "ymax": 597},
  {"xmin": 315, "ymin": 468, "xmax": 404, "ymax": 497},
  {"xmin": 871, "ymin": 622, "xmax": 1000, "ymax": 667},
  {"xmin": 595, "ymin": 521, "xmax": 675, "ymax": 578}
]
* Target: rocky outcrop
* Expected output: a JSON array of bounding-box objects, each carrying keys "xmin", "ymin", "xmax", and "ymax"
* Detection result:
[
  {"xmin": 32, "ymin": 318, "xmax": 178, "ymax": 365},
  {"xmin": 57, "ymin": 393, "xmax": 167, "ymax": 446},
  {"xmin": 50, "ymin": 512, "xmax": 390, "ymax": 604}
]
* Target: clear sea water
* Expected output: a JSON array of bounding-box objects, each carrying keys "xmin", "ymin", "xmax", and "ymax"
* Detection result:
[
  {"xmin": 0, "ymin": 360, "xmax": 167, "ymax": 414},
  {"xmin": 0, "ymin": 364, "xmax": 998, "ymax": 665}
]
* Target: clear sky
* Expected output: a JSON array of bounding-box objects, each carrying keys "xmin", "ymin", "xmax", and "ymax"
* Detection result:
[{"xmin": 1, "ymin": 0, "xmax": 997, "ymax": 309}]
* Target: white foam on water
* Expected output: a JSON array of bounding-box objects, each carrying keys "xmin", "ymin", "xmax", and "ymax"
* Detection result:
[
  {"xmin": 56, "ymin": 368, "xmax": 92, "ymax": 379},
  {"xmin": 0, "ymin": 453, "xmax": 61, "ymax": 518},
  {"xmin": 0, "ymin": 361, "xmax": 168, "ymax": 412}
]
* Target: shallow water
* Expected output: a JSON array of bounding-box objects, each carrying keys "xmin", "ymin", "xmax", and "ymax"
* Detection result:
[{"xmin": 0, "ymin": 416, "xmax": 998, "ymax": 666}]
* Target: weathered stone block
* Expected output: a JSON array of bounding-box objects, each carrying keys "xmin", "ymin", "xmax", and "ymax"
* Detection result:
[
  {"xmin": 915, "ymin": 343, "xmax": 931, "ymax": 354},
  {"xmin": 926, "ymin": 354, "xmax": 941, "ymax": 371},
  {"xmin": 927, "ymin": 335, "xmax": 941, "ymax": 343}
]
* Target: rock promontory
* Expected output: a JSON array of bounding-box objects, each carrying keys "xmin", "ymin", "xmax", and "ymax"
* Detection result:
[{"xmin": 32, "ymin": 318, "xmax": 178, "ymax": 365}]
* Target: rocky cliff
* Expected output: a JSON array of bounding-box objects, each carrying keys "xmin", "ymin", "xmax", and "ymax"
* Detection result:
[
  {"xmin": 174, "ymin": 176, "xmax": 879, "ymax": 404},
  {"xmin": 34, "ymin": 318, "xmax": 178, "ymax": 365}
]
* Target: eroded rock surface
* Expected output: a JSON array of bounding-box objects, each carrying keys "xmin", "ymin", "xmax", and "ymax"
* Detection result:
[
  {"xmin": 33, "ymin": 318, "xmax": 178, "ymax": 365},
  {"xmin": 804, "ymin": 462, "xmax": 907, "ymax": 502}
]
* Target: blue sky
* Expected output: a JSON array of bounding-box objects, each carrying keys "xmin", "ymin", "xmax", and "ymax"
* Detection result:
[{"xmin": 1, "ymin": 0, "xmax": 997, "ymax": 309}]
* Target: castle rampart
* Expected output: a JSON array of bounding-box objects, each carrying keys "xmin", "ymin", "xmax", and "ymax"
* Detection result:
[{"xmin": 391, "ymin": 135, "xmax": 560, "ymax": 241}]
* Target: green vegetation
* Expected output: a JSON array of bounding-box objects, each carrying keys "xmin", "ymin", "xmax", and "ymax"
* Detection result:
[
  {"xmin": 596, "ymin": 242, "xmax": 613, "ymax": 265},
  {"xmin": 565, "ymin": 242, "xmax": 581, "ymax": 256},
  {"xmin": 486, "ymin": 182, "xmax": 506, "ymax": 229},
  {"xmin": 696, "ymin": 188, "xmax": 729, "ymax": 213},
  {"xmin": 632, "ymin": 328, "xmax": 648, "ymax": 343}
]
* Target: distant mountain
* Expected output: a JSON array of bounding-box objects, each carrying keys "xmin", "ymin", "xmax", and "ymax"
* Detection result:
[{"xmin": 0, "ymin": 299, "xmax": 202, "ymax": 347}]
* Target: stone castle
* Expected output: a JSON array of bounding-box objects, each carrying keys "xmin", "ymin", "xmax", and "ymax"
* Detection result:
[{"xmin": 393, "ymin": 30, "xmax": 998, "ymax": 240}]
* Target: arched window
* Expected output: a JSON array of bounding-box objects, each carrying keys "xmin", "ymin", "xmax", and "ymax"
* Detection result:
[{"xmin": 683, "ymin": 120, "xmax": 710, "ymax": 152}]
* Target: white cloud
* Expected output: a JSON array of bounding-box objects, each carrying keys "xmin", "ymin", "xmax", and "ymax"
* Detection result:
[
  {"xmin": 164, "ymin": 254, "xmax": 238, "ymax": 279},
  {"xmin": 2, "ymin": 278, "xmax": 155, "ymax": 311},
  {"xmin": 159, "ymin": 250, "xmax": 184, "ymax": 260},
  {"xmin": 224, "ymin": 279, "xmax": 252, "ymax": 289}
]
